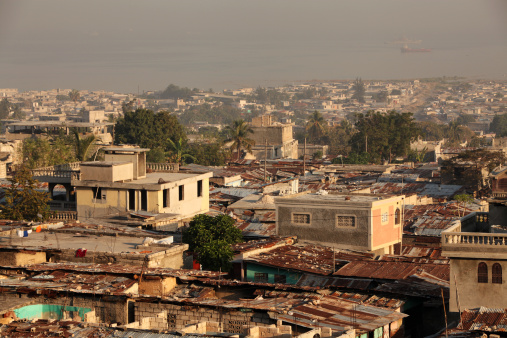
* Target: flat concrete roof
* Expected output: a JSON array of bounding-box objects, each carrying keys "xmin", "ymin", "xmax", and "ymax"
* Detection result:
[
  {"xmin": 7, "ymin": 121, "xmax": 114, "ymax": 127},
  {"xmin": 1, "ymin": 231, "xmax": 149, "ymax": 253},
  {"xmin": 103, "ymin": 147, "xmax": 150, "ymax": 153},
  {"xmin": 80, "ymin": 161, "xmax": 131, "ymax": 167},
  {"xmin": 275, "ymin": 193, "xmax": 403, "ymax": 206}
]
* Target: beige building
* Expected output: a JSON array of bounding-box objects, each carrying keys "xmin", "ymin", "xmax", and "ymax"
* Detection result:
[
  {"xmin": 442, "ymin": 213, "xmax": 507, "ymax": 312},
  {"xmin": 250, "ymin": 115, "xmax": 298, "ymax": 160},
  {"xmin": 71, "ymin": 147, "xmax": 213, "ymax": 221}
]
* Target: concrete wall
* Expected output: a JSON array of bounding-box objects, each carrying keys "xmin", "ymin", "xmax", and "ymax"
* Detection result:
[
  {"xmin": 244, "ymin": 262, "xmax": 302, "ymax": 284},
  {"xmin": 277, "ymin": 204, "xmax": 370, "ymax": 251},
  {"xmin": 75, "ymin": 176, "xmax": 210, "ymax": 219},
  {"xmin": 251, "ymin": 125, "xmax": 293, "ymax": 146},
  {"xmin": 49, "ymin": 244, "xmax": 187, "ymax": 269},
  {"xmin": 139, "ymin": 277, "xmax": 177, "ymax": 297},
  {"xmin": 80, "ymin": 163, "xmax": 133, "ymax": 182},
  {"xmin": 2, "ymin": 251, "xmax": 46, "ymax": 266},
  {"xmin": 450, "ymin": 258, "xmax": 507, "ymax": 312},
  {"xmin": 135, "ymin": 302, "xmax": 274, "ymax": 332},
  {"xmin": 2, "ymin": 292, "xmax": 129, "ymax": 325}
]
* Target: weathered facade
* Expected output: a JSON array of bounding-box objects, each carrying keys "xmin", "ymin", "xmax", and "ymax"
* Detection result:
[
  {"xmin": 441, "ymin": 214, "xmax": 507, "ymax": 312},
  {"xmin": 71, "ymin": 147, "xmax": 212, "ymax": 220},
  {"xmin": 275, "ymin": 193, "xmax": 404, "ymax": 255}
]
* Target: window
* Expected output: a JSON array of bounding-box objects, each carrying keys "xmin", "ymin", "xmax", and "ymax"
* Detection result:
[
  {"xmin": 163, "ymin": 189, "xmax": 169, "ymax": 208},
  {"xmin": 254, "ymin": 273, "xmax": 268, "ymax": 283},
  {"xmin": 92, "ymin": 187, "xmax": 103, "ymax": 200},
  {"xmin": 292, "ymin": 213, "xmax": 311, "ymax": 225},
  {"xmin": 179, "ymin": 185, "xmax": 184, "ymax": 201},
  {"xmin": 493, "ymin": 263, "xmax": 502, "ymax": 284},
  {"xmin": 381, "ymin": 212, "xmax": 388, "ymax": 223},
  {"xmin": 140, "ymin": 190, "xmax": 147, "ymax": 211},
  {"xmin": 478, "ymin": 262, "xmax": 488, "ymax": 283},
  {"xmin": 274, "ymin": 274, "xmax": 286, "ymax": 284},
  {"xmin": 395, "ymin": 208, "xmax": 401, "ymax": 225},
  {"xmin": 197, "ymin": 180, "xmax": 203, "ymax": 197},
  {"xmin": 336, "ymin": 215, "xmax": 356, "ymax": 228}
]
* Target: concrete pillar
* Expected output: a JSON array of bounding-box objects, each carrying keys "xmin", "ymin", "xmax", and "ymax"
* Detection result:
[{"xmin": 48, "ymin": 183, "xmax": 56, "ymax": 199}]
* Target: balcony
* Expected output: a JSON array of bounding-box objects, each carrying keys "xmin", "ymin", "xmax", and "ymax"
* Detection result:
[{"xmin": 442, "ymin": 212, "xmax": 507, "ymax": 259}]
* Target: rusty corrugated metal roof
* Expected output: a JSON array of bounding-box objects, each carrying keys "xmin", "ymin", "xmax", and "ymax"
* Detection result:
[{"xmin": 334, "ymin": 260, "xmax": 449, "ymax": 281}]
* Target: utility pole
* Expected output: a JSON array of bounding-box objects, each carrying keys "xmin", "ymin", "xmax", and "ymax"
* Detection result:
[
  {"xmin": 264, "ymin": 139, "xmax": 268, "ymax": 183},
  {"xmin": 303, "ymin": 138, "xmax": 306, "ymax": 177},
  {"xmin": 365, "ymin": 134, "xmax": 368, "ymax": 153}
]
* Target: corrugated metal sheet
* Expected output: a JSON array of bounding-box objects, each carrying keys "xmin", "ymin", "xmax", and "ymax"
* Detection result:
[
  {"xmin": 334, "ymin": 260, "xmax": 450, "ymax": 281},
  {"xmin": 457, "ymin": 307, "xmax": 507, "ymax": 332}
]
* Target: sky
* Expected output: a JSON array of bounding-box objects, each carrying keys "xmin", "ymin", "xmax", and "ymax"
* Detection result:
[{"xmin": 0, "ymin": 0, "xmax": 506, "ymax": 93}]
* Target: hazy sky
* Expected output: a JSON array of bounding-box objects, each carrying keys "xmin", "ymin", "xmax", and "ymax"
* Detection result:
[{"xmin": 1, "ymin": 0, "xmax": 506, "ymax": 93}]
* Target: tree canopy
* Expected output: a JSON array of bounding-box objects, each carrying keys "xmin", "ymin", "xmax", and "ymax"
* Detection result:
[
  {"xmin": 305, "ymin": 111, "xmax": 328, "ymax": 144},
  {"xmin": 158, "ymin": 84, "xmax": 195, "ymax": 100},
  {"xmin": 114, "ymin": 109, "xmax": 186, "ymax": 156},
  {"xmin": 182, "ymin": 214, "xmax": 243, "ymax": 271},
  {"xmin": 352, "ymin": 78, "xmax": 365, "ymax": 103},
  {"xmin": 225, "ymin": 119, "xmax": 255, "ymax": 160},
  {"xmin": 0, "ymin": 166, "xmax": 53, "ymax": 221},
  {"xmin": 350, "ymin": 111, "xmax": 420, "ymax": 163},
  {"xmin": 490, "ymin": 114, "xmax": 507, "ymax": 137}
]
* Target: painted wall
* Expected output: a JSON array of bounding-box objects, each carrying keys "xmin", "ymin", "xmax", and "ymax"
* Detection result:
[
  {"xmin": 277, "ymin": 205, "xmax": 370, "ymax": 251},
  {"xmin": 244, "ymin": 262, "xmax": 302, "ymax": 284},
  {"xmin": 14, "ymin": 304, "xmax": 92, "ymax": 321},
  {"xmin": 371, "ymin": 200, "xmax": 403, "ymax": 253}
]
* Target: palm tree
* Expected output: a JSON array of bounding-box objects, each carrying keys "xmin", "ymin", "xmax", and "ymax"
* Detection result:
[
  {"xmin": 225, "ymin": 120, "xmax": 255, "ymax": 161},
  {"xmin": 72, "ymin": 129, "xmax": 96, "ymax": 161},
  {"xmin": 68, "ymin": 89, "xmax": 80, "ymax": 104},
  {"xmin": 306, "ymin": 111, "xmax": 327, "ymax": 144},
  {"xmin": 168, "ymin": 137, "xmax": 195, "ymax": 164}
]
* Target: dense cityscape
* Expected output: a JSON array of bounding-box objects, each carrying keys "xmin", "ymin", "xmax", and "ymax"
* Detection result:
[{"xmin": 0, "ymin": 77, "xmax": 506, "ymax": 337}]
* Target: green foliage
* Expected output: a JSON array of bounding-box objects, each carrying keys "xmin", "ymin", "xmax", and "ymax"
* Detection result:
[
  {"xmin": 352, "ymin": 78, "xmax": 365, "ymax": 103},
  {"xmin": 225, "ymin": 119, "xmax": 255, "ymax": 160},
  {"xmin": 72, "ymin": 129, "xmax": 96, "ymax": 161},
  {"xmin": 341, "ymin": 152, "xmax": 372, "ymax": 164},
  {"xmin": 167, "ymin": 137, "xmax": 195, "ymax": 164},
  {"xmin": 490, "ymin": 114, "xmax": 507, "ymax": 137},
  {"xmin": 0, "ymin": 166, "xmax": 53, "ymax": 221},
  {"xmin": 312, "ymin": 150, "xmax": 323, "ymax": 160},
  {"xmin": 188, "ymin": 143, "xmax": 229, "ymax": 166},
  {"xmin": 146, "ymin": 147, "xmax": 167, "ymax": 163},
  {"xmin": 115, "ymin": 109, "xmax": 186, "ymax": 151},
  {"xmin": 446, "ymin": 149, "xmax": 505, "ymax": 173},
  {"xmin": 293, "ymin": 87, "xmax": 318, "ymax": 101},
  {"xmin": 159, "ymin": 84, "xmax": 195, "ymax": 99},
  {"xmin": 182, "ymin": 214, "xmax": 243, "ymax": 271},
  {"xmin": 0, "ymin": 98, "xmax": 11, "ymax": 119},
  {"xmin": 305, "ymin": 111, "xmax": 328, "ymax": 144},
  {"xmin": 22, "ymin": 137, "xmax": 76, "ymax": 169},
  {"xmin": 56, "ymin": 95, "xmax": 70, "ymax": 102},
  {"xmin": 327, "ymin": 120, "xmax": 353, "ymax": 156},
  {"xmin": 455, "ymin": 193, "xmax": 474, "ymax": 217},
  {"xmin": 351, "ymin": 111, "xmax": 420, "ymax": 163},
  {"xmin": 252, "ymin": 87, "xmax": 291, "ymax": 107},
  {"xmin": 68, "ymin": 89, "xmax": 80, "ymax": 103},
  {"xmin": 178, "ymin": 104, "xmax": 243, "ymax": 125},
  {"xmin": 407, "ymin": 147, "xmax": 428, "ymax": 163},
  {"xmin": 455, "ymin": 114, "xmax": 476, "ymax": 126}
]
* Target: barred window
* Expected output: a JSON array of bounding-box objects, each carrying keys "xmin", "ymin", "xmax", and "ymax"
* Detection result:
[
  {"xmin": 274, "ymin": 274, "xmax": 286, "ymax": 284},
  {"xmin": 381, "ymin": 212, "xmax": 389, "ymax": 223},
  {"xmin": 254, "ymin": 273, "xmax": 268, "ymax": 283},
  {"xmin": 493, "ymin": 263, "xmax": 502, "ymax": 284},
  {"xmin": 336, "ymin": 215, "xmax": 356, "ymax": 228},
  {"xmin": 478, "ymin": 262, "xmax": 488, "ymax": 283},
  {"xmin": 293, "ymin": 213, "xmax": 311, "ymax": 224}
]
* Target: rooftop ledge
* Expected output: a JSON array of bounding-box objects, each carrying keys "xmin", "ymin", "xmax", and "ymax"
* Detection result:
[{"xmin": 442, "ymin": 231, "xmax": 507, "ymax": 258}]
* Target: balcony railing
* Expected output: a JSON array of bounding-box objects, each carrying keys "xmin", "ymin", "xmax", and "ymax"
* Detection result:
[
  {"xmin": 443, "ymin": 232, "xmax": 507, "ymax": 247},
  {"xmin": 49, "ymin": 211, "xmax": 78, "ymax": 221},
  {"xmin": 146, "ymin": 163, "xmax": 179, "ymax": 172},
  {"xmin": 48, "ymin": 201, "xmax": 77, "ymax": 211}
]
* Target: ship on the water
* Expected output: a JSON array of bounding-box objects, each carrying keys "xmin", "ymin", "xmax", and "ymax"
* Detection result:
[
  {"xmin": 388, "ymin": 37, "xmax": 432, "ymax": 53},
  {"xmin": 401, "ymin": 46, "xmax": 432, "ymax": 53}
]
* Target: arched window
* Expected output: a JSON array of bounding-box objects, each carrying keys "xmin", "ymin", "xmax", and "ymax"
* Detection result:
[
  {"xmin": 478, "ymin": 262, "xmax": 488, "ymax": 283},
  {"xmin": 493, "ymin": 263, "xmax": 502, "ymax": 284},
  {"xmin": 395, "ymin": 208, "xmax": 401, "ymax": 225}
]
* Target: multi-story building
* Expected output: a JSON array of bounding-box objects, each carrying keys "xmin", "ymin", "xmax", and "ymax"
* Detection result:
[
  {"xmin": 275, "ymin": 193, "xmax": 405, "ymax": 255},
  {"xmin": 249, "ymin": 115, "xmax": 298, "ymax": 160}
]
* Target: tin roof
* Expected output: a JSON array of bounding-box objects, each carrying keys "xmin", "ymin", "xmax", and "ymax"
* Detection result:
[
  {"xmin": 334, "ymin": 260, "xmax": 450, "ymax": 281},
  {"xmin": 246, "ymin": 245, "xmax": 374, "ymax": 276},
  {"xmin": 457, "ymin": 307, "xmax": 507, "ymax": 332}
]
